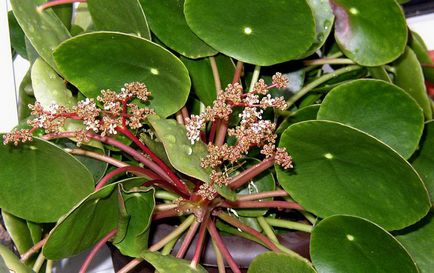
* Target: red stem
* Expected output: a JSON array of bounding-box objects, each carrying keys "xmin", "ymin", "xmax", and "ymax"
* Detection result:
[
  {"xmin": 191, "ymin": 214, "xmax": 211, "ymax": 267},
  {"xmin": 219, "ymin": 200, "xmax": 303, "ymax": 210},
  {"xmin": 207, "ymin": 221, "xmax": 241, "ymax": 273},
  {"xmin": 208, "ymin": 119, "xmax": 220, "ymax": 144},
  {"xmin": 37, "ymin": 0, "xmax": 86, "ymax": 11},
  {"xmin": 20, "ymin": 238, "xmax": 48, "ymax": 262},
  {"xmin": 95, "ymin": 165, "xmax": 150, "ymax": 191},
  {"xmin": 79, "ymin": 229, "xmax": 117, "ymax": 273},
  {"xmin": 142, "ymin": 179, "xmax": 185, "ymax": 197},
  {"xmin": 176, "ymin": 221, "xmax": 200, "ymax": 258},
  {"xmin": 152, "ymin": 208, "xmax": 181, "ymax": 221},
  {"xmin": 237, "ymin": 190, "xmax": 288, "ymax": 201},
  {"xmin": 116, "ymin": 126, "xmax": 190, "ymax": 196},
  {"xmin": 229, "ymin": 157, "xmax": 275, "ymax": 189},
  {"xmin": 216, "ymin": 212, "xmax": 280, "ymax": 252}
]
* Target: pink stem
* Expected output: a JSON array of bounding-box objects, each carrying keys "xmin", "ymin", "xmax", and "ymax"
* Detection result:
[
  {"xmin": 20, "ymin": 238, "xmax": 48, "ymax": 262},
  {"xmin": 95, "ymin": 165, "xmax": 151, "ymax": 191},
  {"xmin": 191, "ymin": 214, "xmax": 210, "ymax": 267},
  {"xmin": 229, "ymin": 157, "xmax": 275, "ymax": 189},
  {"xmin": 220, "ymin": 200, "xmax": 303, "ymax": 210},
  {"xmin": 207, "ymin": 221, "xmax": 241, "ymax": 273},
  {"xmin": 37, "ymin": 0, "xmax": 86, "ymax": 12},
  {"xmin": 79, "ymin": 229, "xmax": 117, "ymax": 273},
  {"xmin": 176, "ymin": 221, "xmax": 200, "ymax": 258},
  {"xmin": 236, "ymin": 190, "xmax": 288, "ymax": 201}
]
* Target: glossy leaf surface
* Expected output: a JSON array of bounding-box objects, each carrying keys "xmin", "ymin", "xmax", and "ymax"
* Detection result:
[
  {"xmin": 139, "ymin": 0, "xmax": 216, "ymax": 58},
  {"xmin": 184, "ymin": 0, "xmax": 316, "ymax": 65},
  {"xmin": 412, "ymin": 121, "xmax": 434, "ymax": 201},
  {"xmin": 276, "ymin": 120, "xmax": 430, "ymax": 230},
  {"xmin": 54, "ymin": 32, "xmax": 191, "ymax": 118},
  {"xmin": 148, "ymin": 115, "xmax": 210, "ymax": 182},
  {"xmin": 114, "ymin": 184, "xmax": 155, "ymax": 257},
  {"xmin": 88, "ymin": 0, "xmax": 150, "ymax": 39},
  {"xmin": 317, "ymin": 79, "xmax": 424, "ymax": 159},
  {"xmin": 248, "ymin": 252, "xmax": 316, "ymax": 273},
  {"xmin": 8, "ymin": 11, "xmax": 27, "ymax": 59},
  {"xmin": 0, "ymin": 244, "xmax": 34, "ymax": 273},
  {"xmin": 393, "ymin": 47, "xmax": 432, "ymax": 119},
  {"xmin": 141, "ymin": 251, "xmax": 207, "ymax": 273},
  {"xmin": 311, "ymin": 215, "xmax": 418, "ymax": 273},
  {"xmin": 0, "ymin": 138, "xmax": 94, "ymax": 223},
  {"xmin": 10, "ymin": 0, "xmax": 70, "ymax": 69},
  {"xmin": 331, "ymin": 0, "xmax": 407, "ymax": 66},
  {"xmin": 396, "ymin": 210, "xmax": 434, "ymax": 273}
]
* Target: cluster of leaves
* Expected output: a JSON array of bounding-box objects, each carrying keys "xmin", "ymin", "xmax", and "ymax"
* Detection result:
[{"xmin": 1, "ymin": 0, "xmax": 434, "ymax": 273}]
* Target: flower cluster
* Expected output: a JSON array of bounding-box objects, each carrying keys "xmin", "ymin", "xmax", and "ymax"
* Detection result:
[
  {"xmin": 3, "ymin": 82, "xmax": 154, "ymax": 145},
  {"xmin": 185, "ymin": 73, "xmax": 293, "ymax": 198}
]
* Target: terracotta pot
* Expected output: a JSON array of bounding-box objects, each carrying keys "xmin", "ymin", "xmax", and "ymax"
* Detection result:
[{"xmin": 110, "ymin": 222, "xmax": 310, "ymax": 273}]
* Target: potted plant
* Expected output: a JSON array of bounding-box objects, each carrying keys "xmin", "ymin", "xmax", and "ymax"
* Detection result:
[{"xmin": 2, "ymin": 0, "xmax": 434, "ymax": 272}]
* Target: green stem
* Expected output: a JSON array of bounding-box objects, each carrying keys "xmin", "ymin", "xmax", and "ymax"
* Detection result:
[
  {"xmin": 287, "ymin": 65, "xmax": 361, "ymax": 108},
  {"xmin": 209, "ymin": 56, "xmax": 222, "ymax": 93},
  {"xmin": 155, "ymin": 190, "xmax": 179, "ymax": 201},
  {"xmin": 161, "ymin": 236, "xmax": 179, "ymax": 256},
  {"xmin": 32, "ymin": 251, "xmax": 45, "ymax": 273},
  {"xmin": 301, "ymin": 211, "xmax": 317, "ymax": 225},
  {"xmin": 46, "ymin": 260, "xmax": 53, "ymax": 273},
  {"xmin": 248, "ymin": 65, "xmax": 261, "ymax": 92},
  {"xmin": 211, "ymin": 239, "xmax": 226, "ymax": 273},
  {"xmin": 149, "ymin": 215, "xmax": 196, "ymax": 252},
  {"xmin": 265, "ymin": 218, "xmax": 312, "ymax": 233},
  {"xmin": 257, "ymin": 217, "xmax": 278, "ymax": 243},
  {"xmin": 304, "ymin": 58, "xmax": 354, "ymax": 66}
]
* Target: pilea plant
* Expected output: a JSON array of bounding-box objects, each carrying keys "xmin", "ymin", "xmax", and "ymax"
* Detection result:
[{"xmin": 2, "ymin": 0, "xmax": 434, "ymax": 273}]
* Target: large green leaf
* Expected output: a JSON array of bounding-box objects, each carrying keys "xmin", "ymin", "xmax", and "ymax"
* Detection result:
[
  {"xmin": 147, "ymin": 115, "xmax": 210, "ymax": 182},
  {"xmin": 395, "ymin": 210, "xmax": 434, "ymax": 273},
  {"xmin": 0, "ymin": 244, "xmax": 34, "ymax": 273},
  {"xmin": 331, "ymin": 0, "xmax": 407, "ymax": 66},
  {"xmin": 248, "ymin": 252, "xmax": 316, "ymax": 273},
  {"xmin": 184, "ymin": 0, "xmax": 316, "ymax": 65},
  {"xmin": 8, "ymin": 11, "xmax": 27, "ymax": 59},
  {"xmin": 54, "ymin": 31, "xmax": 191, "ymax": 118},
  {"xmin": 412, "ymin": 121, "xmax": 434, "ymax": 202},
  {"xmin": 10, "ymin": 0, "xmax": 70, "ymax": 70},
  {"xmin": 0, "ymin": 138, "xmax": 94, "ymax": 223},
  {"xmin": 393, "ymin": 47, "xmax": 432, "ymax": 119},
  {"xmin": 88, "ymin": 0, "xmax": 150, "ymax": 39},
  {"xmin": 311, "ymin": 215, "xmax": 418, "ymax": 273},
  {"xmin": 18, "ymin": 70, "xmax": 35, "ymax": 121},
  {"xmin": 300, "ymin": 0, "xmax": 334, "ymax": 58},
  {"xmin": 141, "ymin": 251, "xmax": 207, "ymax": 273},
  {"xmin": 181, "ymin": 54, "xmax": 235, "ymax": 106},
  {"xmin": 276, "ymin": 120, "xmax": 430, "ymax": 230},
  {"xmin": 114, "ymin": 184, "xmax": 155, "ymax": 257},
  {"xmin": 139, "ymin": 0, "xmax": 216, "ymax": 58},
  {"xmin": 317, "ymin": 79, "xmax": 424, "ymax": 159}
]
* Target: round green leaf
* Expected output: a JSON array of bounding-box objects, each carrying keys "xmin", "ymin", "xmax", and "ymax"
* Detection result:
[
  {"xmin": 88, "ymin": 0, "xmax": 151, "ymax": 39},
  {"xmin": 396, "ymin": 210, "xmax": 434, "ymax": 273},
  {"xmin": 147, "ymin": 115, "xmax": 210, "ymax": 182},
  {"xmin": 139, "ymin": 0, "xmax": 217, "ymax": 58},
  {"xmin": 412, "ymin": 121, "xmax": 434, "ymax": 202},
  {"xmin": 0, "ymin": 138, "xmax": 94, "ymax": 223},
  {"xmin": 300, "ymin": 0, "xmax": 335, "ymax": 58},
  {"xmin": 276, "ymin": 120, "xmax": 430, "ymax": 230},
  {"xmin": 184, "ymin": 0, "xmax": 316, "ymax": 65},
  {"xmin": 317, "ymin": 79, "xmax": 424, "ymax": 159},
  {"xmin": 248, "ymin": 252, "xmax": 316, "ymax": 273},
  {"xmin": 54, "ymin": 31, "xmax": 191, "ymax": 118},
  {"xmin": 311, "ymin": 215, "xmax": 418, "ymax": 273},
  {"xmin": 10, "ymin": 0, "xmax": 71, "ymax": 70},
  {"xmin": 393, "ymin": 47, "xmax": 432, "ymax": 120},
  {"xmin": 331, "ymin": 0, "xmax": 407, "ymax": 66}
]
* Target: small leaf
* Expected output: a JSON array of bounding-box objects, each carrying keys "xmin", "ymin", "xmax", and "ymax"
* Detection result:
[
  {"xmin": 114, "ymin": 185, "xmax": 155, "ymax": 257},
  {"xmin": 412, "ymin": 121, "xmax": 434, "ymax": 202},
  {"xmin": 0, "ymin": 138, "xmax": 94, "ymax": 223},
  {"xmin": 181, "ymin": 54, "xmax": 235, "ymax": 106},
  {"xmin": 276, "ymin": 120, "xmax": 430, "ymax": 230},
  {"xmin": 311, "ymin": 215, "xmax": 418, "ymax": 273},
  {"xmin": 393, "ymin": 47, "xmax": 432, "ymax": 119},
  {"xmin": 139, "ymin": 0, "xmax": 216, "ymax": 58},
  {"xmin": 248, "ymin": 252, "xmax": 315, "ymax": 273},
  {"xmin": 395, "ymin": 210, "xmax": 434, "ymax": 273},
  {"xmin": 368, "ymin": 66, "xmax": 392, "ymax": 83},
  {"xmin": 10, "ymin": 0, "xmax": 71, "ymax": 70},
  {"xmin": 1, "ymin": 211, "xmax": 34, "ymax": 255},
  {"xmin": 147, "ymin": 115, "xmax": 210, "ymax": 182},
  {"xmin": 0, "ymin": 244, "xmax": 34, "ymax": 273},
  {"xmin": 141, "ymin": 251, "xmax": 207, "ymax": 273},
  {"xmin": 317, "ymin": 79, "xmax": 424, "ymax": 159},
  {"xmin": 88, "ymin": 0, "xmax": 150, "ymax": 39},
  {"xmin": 184, "ymin": 0, "xmax": 316, "ymax": 65},
  {"xmin": 331, "ymin": 0, "xmax": 407, "ymax": 66},
  {"xmin": 54, "ymin": 32, "xmax": 191, "ymax": 118}
]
